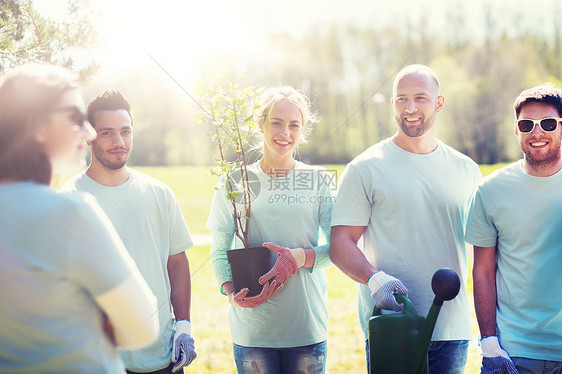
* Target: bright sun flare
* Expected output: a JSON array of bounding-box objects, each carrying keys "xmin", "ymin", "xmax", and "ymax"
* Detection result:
[
  {"xmin": 92, "ymin": 0, "xmax": 259, "ymax": 83},
  {"xmin": 35, "ymin": 0, "xmax": 261, "ymax": 86}
]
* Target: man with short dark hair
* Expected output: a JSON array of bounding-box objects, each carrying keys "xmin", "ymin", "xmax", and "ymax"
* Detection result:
[
  {"xmin": 467, "ymin": 83, "xmax": 562, "ymax": 374},
  {"xmin": 61, "ymin": 90, "xmax": 196, "ymax": 374}
]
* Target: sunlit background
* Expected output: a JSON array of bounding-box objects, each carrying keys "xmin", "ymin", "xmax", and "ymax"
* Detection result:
[
  {"xmin": 35, "ymin": 0, "xmax": 559, "ymax": 85},
  {"xmin": 29, "ymin": 0, "xmax": 562, "ymax": 166}
]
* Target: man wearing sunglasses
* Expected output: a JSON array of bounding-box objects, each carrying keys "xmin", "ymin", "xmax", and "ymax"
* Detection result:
[{"xmin": 466, "ymin": 83, "xmax": 562, "ymax": 374}]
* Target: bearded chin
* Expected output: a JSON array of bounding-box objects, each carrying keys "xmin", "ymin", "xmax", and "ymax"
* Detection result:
[
  {"xmin": 525, "ymin": 148, "xmax": 562, "ymax": 169},
  {"xmin": 92, "ymin": 146, "xmax": 128, "ymax": 170},
  {"xmin": 396, "ymin": 112, "xmax": 437, "ymax": 138},
  {"xmin": 400, "ymin": 124, "xmax": 425, "ymax": 137},
  {"xmin": 105, "ymin": 160, "xmax": 127, "ymax": 170},
  {"xmin": 398, "ymin": 119, "xmax": 433, "ymax": 138}
]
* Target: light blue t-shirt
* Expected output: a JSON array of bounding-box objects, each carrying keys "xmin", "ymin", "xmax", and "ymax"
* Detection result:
[
  {"xmin": 207, "ymin": 161, "xmax": 334, "ymax": 348},
  {"xmin": 60, "ymin": 169, "xmax": 193, "ymax": 372},
  {"xmin": 466, "ymin": 161, "xmax": 562, "ymax": 361},
  {"xmin": 331, "ymin": 138, "xmax": 481, "ymax": 341},
  {"xmin": 0, "ymin": 182, "xmax": 136, "ymax": 373}
]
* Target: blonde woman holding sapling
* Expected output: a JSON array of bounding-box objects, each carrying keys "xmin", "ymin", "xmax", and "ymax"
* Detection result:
[{"xmin": 207, "ymin": 86, "xmax": 334, "ymax": 374}]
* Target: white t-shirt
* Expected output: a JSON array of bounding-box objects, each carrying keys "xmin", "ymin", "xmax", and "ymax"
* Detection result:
[
  {"xmin": 60, "ymin": 169, "xmax": 193, "ymax": 372},
  {"xmin": 331, "ymin": 138, "xmax": 481, "ymax": 341},
  {"xmin": 0, "ymin": 182, "xmax": 138, "ymax": 373},
  {"xmin": 466, "ymin": 161, "xmax": 562, "ymax": 361},
  {"xmin": 207, "ymin": 161, "xmax": 334, "ymax": 347}
]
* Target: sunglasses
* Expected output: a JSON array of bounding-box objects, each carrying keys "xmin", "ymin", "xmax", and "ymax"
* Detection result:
[
  {"xmin": 516, "ymin": 117, "xmax": 562, "ymax": 133},
  {"xmin": 51, "ymin": 106, "xmax": 87, "ymax": 129}
]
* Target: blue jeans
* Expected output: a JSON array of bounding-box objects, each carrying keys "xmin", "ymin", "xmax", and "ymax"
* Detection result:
[
  {"xmin": 232, "ymin": 341, "xmax": 327, "ymax": 374},
  {"xmin": 428, "ymin": 340, "xmax": 469, "ymax": 374},
  {"xmin": 512, "ymin": 357, "xmax": 562, "ymax": 374},
  {"xmin": 365, "ymin": 339, "xmax": 468, "ymax": 374}
]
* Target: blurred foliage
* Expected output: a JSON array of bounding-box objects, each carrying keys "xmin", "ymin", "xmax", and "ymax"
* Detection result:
[
  {"xmin": 234, "ymin": 20, "xmax": 562, "ymax": 165},
  {"xmin": 129, "ymin": 13, "xmax": 562, "ymax": 166},
  {"xmin": 82, "ymin": 61, "xmax": 200, "ymax": 166},
  {"xmin": 7, "ymin": 0, "xmax": 561, "ymax": 166},
  {"xmin": 0, "ymin": 0, "xmax": 98, "ymax": 80}
]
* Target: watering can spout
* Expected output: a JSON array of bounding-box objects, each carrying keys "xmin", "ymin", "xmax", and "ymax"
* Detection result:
[
  {"xmin": 412, "ymin": 268, "xmax": 461, "ymax": 373},
  {"xmin": 368, "ymin": 268, "xmax": 461, "ymax": 374}
]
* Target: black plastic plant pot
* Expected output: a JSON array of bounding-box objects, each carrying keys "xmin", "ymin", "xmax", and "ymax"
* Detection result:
[{"xmin": 227, "ymin": 246, "xmax": 275, "ymax": 297}]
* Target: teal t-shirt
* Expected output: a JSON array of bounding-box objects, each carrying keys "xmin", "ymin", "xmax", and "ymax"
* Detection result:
[
  {"xmin": 466, "ymin": 161, "xmax": 562, "ymax": 361},
  {"xmin": 60, "ymin": 169, "xmax": 193, "ymax": 372},
  {"xmin": 207, "ymin": 161, "xmax": 334, "ymax": 348},
  {"xmin": 0, "ymin": 182, "xmax": 134, "ymax": 373},
  {"xmin": 331, "ymin": 138, "xmax": 481, "ymax": 341}
]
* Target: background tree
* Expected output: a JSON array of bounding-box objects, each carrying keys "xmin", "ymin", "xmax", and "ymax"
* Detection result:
[{"xmin": 0, "ymin": 0, "xmax": 98, "ymax": 79}]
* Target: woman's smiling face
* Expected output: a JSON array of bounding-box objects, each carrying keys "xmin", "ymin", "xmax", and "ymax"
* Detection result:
[{"xmin": 260, "ymin": 100, "xmax": 304, "ymax": 160}]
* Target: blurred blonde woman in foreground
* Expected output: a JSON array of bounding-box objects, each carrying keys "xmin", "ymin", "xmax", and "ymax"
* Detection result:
[{"xmin": 0, "ymin": 64, "xmax": 158, "ymax": 373}]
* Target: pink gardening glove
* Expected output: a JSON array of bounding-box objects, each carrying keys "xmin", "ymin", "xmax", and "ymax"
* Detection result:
[
  {"xmin": 229, "ymin": 279, "xmax": 283, "ymax": 308},
  {"xmin": 259, "ymin": 242, "xmax": 306, "ymax": 285}
]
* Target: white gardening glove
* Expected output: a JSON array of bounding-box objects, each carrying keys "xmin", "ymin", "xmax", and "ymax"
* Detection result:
[
  {"xmin": 480, "ymin": 335, "xmax": 511, "ymax": 359},
  {"xmin": 368, "ymin": 271, "xmax": 408, "ymax": 311},
  {"xmin": 171, "ymin": 320, "xmax": 197, "ymax": 373},
  {"xmin": 480, "ymin": 336, "xmax": 518, "ymax": 373}
]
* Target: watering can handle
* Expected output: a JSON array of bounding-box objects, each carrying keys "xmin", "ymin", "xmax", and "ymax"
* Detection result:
[{"xmin": 372, "ymin": 294, "xmax": 421, "ymax": 319}]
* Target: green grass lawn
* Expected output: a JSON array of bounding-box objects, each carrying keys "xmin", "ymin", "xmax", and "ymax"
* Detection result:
[{"xmin": 134, "ymin": 164, "xmax": 507, "ymax": 373}]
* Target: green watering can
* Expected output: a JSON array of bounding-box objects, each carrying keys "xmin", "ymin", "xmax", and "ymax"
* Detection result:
[{"xmin": 368, "ymin": 268, "xmax": 461, "ymax": 374}]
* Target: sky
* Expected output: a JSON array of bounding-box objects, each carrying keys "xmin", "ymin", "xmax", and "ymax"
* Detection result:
[{"xmin": 34, "ymin": 0, "xmax": 559, "ymax": 87}]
